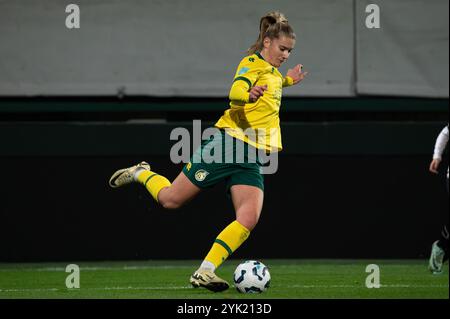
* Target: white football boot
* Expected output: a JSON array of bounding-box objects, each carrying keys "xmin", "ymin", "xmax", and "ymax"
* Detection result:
[
  {"xmin": 109, "ymin": 161, "xmax": 150, "ymax": 188},
  {"xmin": 190, "ymin": 269, "xmax": 229, "ymax": 292},
  {"xmin": 428, "ymin": 240, "xmax": 445, "ymax": 274}
]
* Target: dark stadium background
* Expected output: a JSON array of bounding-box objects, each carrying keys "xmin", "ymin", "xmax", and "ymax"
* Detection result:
[{"xmin": 0, "ymin": 1, "xmax": 448, "ymax": 262}]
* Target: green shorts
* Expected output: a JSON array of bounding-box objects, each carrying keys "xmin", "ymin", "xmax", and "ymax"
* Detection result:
[{"xmin": 182, "ymin": 129, "xmax": 264, "ymax": 193}]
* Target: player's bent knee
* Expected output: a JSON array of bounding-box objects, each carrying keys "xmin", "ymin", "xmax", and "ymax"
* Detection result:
[
  {"xmin": 237, "ymin": 213, "xmax": 260, "ymax": 231},
  {"xmin": 157, "ymin": 188, "xmax": 182, "ymax": 210},
  {"xmin": 160, "ymin": 199, "xmax": 183, "ymax": 210}
]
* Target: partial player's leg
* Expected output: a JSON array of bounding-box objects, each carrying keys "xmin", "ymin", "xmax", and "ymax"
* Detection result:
[
  {"xmin": 428, "ymin": 178, "xmax": 449, "ymax": 274},
  {"xmin": 230, "ymin": 184, "xmax": 264, "ymax": 231},
  {"xmin": 157, "ymin": 171, "xmax": 202, "ymax": 209},
  {"xmin": 429, "ymin": 222, "xmax": 449, "ymax": 274},
  {"xmin": 429, "ymin": 238, "xmax": 446, "ymax": 274},
  {"xmin": 190, "ymin": 184, "xmax": 263, "ymax": 292},
  {"xmin": 109, "ymin": 161, "xmax": 201, "ymax": 209}
]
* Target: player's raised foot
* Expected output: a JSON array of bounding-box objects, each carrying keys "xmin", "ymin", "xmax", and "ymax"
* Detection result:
[
  {"xmin": 428, "ymin": 240, "xmax": 445, "ymax": 274},
  {"xmin": 190, "ymin": 269, "xmax": 229, "ymax": 292},
  {"xmin": 109, "ymin": 161, "xmax": 151, "ymax": 188}
]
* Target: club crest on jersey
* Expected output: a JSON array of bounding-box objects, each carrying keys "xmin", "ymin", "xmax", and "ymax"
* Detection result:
[
  {"xmin": 238, "ymin": 67, "xmax": 250, "ymax": 75},
  {"xmin": 195, "ymin": 169, "xmax": 209, "ymax": 182}
]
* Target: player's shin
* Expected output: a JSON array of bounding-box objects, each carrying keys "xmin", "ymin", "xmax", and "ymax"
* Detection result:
[
  {"xmin": 202, "ymin": 220, "xmax": 250, "ymax": 271},
  {"xmin": 137, "ymin": 170, "xmax": 171, "ymax": 203}
]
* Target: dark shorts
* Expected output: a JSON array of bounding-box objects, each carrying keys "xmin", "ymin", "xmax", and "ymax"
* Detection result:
[{"xmin": 182, "ymin": 129, "xmax": 264, "ymax": 193}]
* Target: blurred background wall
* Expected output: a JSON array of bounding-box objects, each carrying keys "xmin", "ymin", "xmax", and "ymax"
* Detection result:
[
  {"xmin": 0, "ymin": 0, "xmax": 448, "ymax": 97},
  {"xmin": 0, "ymin": 0, "xmax": 448, "ymax": 261}
]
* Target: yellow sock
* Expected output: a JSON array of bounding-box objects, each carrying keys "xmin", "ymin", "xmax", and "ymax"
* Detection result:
[
  {"xmin": 136, "ymin": 170, "xmax": 171, "ymax": 203},
  {"xmin": 204, "ymin": 220, "xmax": 250, "ymax": 269}
]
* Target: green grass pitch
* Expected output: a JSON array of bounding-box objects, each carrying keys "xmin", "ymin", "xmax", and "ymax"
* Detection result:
[{"xmin": 0, "ymin": 259, "xmax": 447, "ymax": 299}]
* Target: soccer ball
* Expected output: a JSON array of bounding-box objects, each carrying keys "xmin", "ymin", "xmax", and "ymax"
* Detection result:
[{"xmin": 233, "ymin": 260, "xmax": 271, "ymax": 293}]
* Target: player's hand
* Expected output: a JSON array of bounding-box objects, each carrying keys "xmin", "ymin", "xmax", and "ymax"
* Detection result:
[
  {"xmin": 429, "ymin": 158, "xmax": 441, "ymax": 174},
  {"xmin": 249, "ymin": 84, "xmax": 267, "ymax": 102},
  {"xmin": 287, "ymin": 64, "xmax": 308, "ymax": 85}
]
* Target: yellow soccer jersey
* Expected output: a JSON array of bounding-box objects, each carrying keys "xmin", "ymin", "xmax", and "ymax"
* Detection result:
[{"xmin": 215, "ymin": 52, "xmax": 292, "ymax": 152}]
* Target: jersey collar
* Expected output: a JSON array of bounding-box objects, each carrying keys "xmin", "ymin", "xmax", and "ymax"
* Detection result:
[
  {"xmin": 255, "ymin": 51, "xmax": 265, "ymax": 61},
  {"xmin": 255, "ymin": 51, "xmax": 282, "ymax": 77}
]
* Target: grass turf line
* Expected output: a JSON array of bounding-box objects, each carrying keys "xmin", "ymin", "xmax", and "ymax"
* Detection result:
[{"xmin": 0, "ymin": 259, "xmax": 447, "ymax": 299}]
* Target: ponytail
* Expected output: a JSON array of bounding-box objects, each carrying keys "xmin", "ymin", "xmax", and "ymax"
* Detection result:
[{"xmin": 247, "ymin": 11, "xmax": 295, "ymax": 55}]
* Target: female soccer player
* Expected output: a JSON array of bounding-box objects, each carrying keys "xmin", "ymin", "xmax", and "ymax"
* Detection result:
[
  {"xmin": 109, "ymin": 11, "xmax": 307, "ymax": 292},
  {"xmin": 428, "ymin": 124, "xmax": 449, "ymax": 274}
]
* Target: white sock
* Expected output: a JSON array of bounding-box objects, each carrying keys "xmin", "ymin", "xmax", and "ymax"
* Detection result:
[
  {"xmin": 200, "ymin": 260, "xmax": 216, "ymax": 272},
  {"xmin": 133, "ymin": 167, "xmax": 146, "ymax": 181}
]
